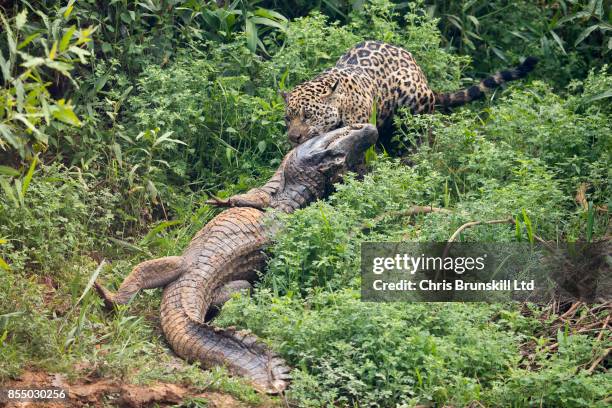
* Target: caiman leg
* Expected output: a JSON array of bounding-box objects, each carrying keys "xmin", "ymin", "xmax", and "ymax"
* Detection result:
[{"xmin": 95, "ymin": 256, "xmax": 185, "ymax": 308}]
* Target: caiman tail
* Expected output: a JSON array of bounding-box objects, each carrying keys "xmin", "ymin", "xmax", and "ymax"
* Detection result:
[
  {"xmin": 159, "ymin": 207, "xmax": 291, "ymax": 393},
  {"xmin": 160, "ymin": 307, "xmax": 291, "ymax": 393},
  {"xmin": 435, "ymin": 56, "xmax": 538, "ymax": 109}
]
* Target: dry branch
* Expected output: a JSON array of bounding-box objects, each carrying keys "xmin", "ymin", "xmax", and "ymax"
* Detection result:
[
  {"xmin": 361, "ymin": 205, "xmax": 450, "ymax": 231},
  {"xmin": 446, "ymin": 217, "xmax": 514, "ymax": 243},
  {"xmin": 560, "ymin": 301, "xmax": 583, "ymax": 320},
  {"xmin": 587, "ymin": 348, "xmax": 611, "ymax": 374},
  {"xmin": 519, "ymin": 301, "xmax": 611, "ymax": 373}
]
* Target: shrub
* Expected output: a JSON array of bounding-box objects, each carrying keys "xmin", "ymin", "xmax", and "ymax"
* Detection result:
[
  {"xmin": 125, "ymin": 44, "xmax": 286, "ymax": 187},
  {"xmin": 220, "ymin": 290, "xmax": 553, "ymax": 407},
  {"xmin": 0, "ymin": 6, "xmax": 93, "ymax": 160},
  {"xmin": 0, "ymin": 164, "xmax": 117, "ymax": 274},
  {"xmin": 429, "ymin": 0, "xmax": 611, "ymax": 88}
]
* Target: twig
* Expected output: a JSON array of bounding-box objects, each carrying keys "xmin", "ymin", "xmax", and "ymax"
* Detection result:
[
  {"xmin": 546, "ymin": 342, "xmax": 559, "ymax": 351},
  {"xmin": 590, "ymin": 302, "xmax": 612, "ymax": 314},
  {"xmin": 577, "ymin": 321, "xmax": 608, "ymax": 333},
  {"xmin": 444, "ymin": 215, "xmax": 553, "ymax": 258},
  {"xmin": 443, "ymin": 217, "xmax": 513, "ymax": 257},
  {"xmin": 446, "ymin": 217, "xmax": 514, "ymax": 243},
  {"xmin": 588, "ymin": 303, "xmax": 612, "ymax": 320},
  {"xmin": 575, "ymin": 182, "xmax": 589, "ymax": 211},
  {"xmin": 586, "ymin": 348, "xmax": 611, "ymax": 374},
  {"xmin": 596, "ymin": 315, "xmax": 610, "ymax": 342},
  {"xmin": 361, "ymin": 205, "xmax": 450, "ymax": 231},
  {"xmin": 560, "ymin": 302, "xmax": 583, "ymax": 320},
  {"xmin": 160, "ymin": 199, "xmax": 168, "ymax": 220}
]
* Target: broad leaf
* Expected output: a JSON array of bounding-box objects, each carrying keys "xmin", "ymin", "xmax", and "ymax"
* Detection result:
[
  {"xmin": 574, "ymin": 25, "xmax": 599, "ymax": 46},
  {"xmin": 21, "ymin": 155, "xmax": 38, "ymax": 197},
  {"xmin": 245, "ymin": 18, "xmax": 257, "ymax": 53},
  {"xmin": 15, "ymin": 10, "xmax": 27, "ymax": 30},
  {"xmin": 585, "ymin": 89, "xmax": 612, "ymax": 103},
  {"xmin": 60, "ymin": 26, "xmax": 76, "ymax": 51},
  {"xmin": 51, "ymin": 100, "xmax": 81, "ymax": 126}
]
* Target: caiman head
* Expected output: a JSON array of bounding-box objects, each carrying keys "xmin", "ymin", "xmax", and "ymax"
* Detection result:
[
  {"xmin": 294, "ymin": 123, "xmax": 378, "ymax": 178},
  {"xmin": 272, "ymin": 124, "xmax": 378, "ymax": 211},
  {"xmin": 206, "ymin": 125, "xmax": 378, "ymax": 212}
]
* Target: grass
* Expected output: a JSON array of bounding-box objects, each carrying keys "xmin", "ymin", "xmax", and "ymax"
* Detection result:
[{"xmin": 0, "ymin": 249, "xmax": 268, "ymax": 406}]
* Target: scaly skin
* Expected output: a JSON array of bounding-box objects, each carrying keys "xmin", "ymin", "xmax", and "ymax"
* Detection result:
[
  {"xmin": 160, "ymin": 207, "xmax": 287, "ymax": 392},
  {"xmin": 94, "ymin": 124, "xmax": 378, "ymax": 393}
]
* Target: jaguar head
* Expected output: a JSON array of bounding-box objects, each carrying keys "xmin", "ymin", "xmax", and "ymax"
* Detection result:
[{"xmin": 282, "ymin": 78, "xmax": 342, "ymax": 145}]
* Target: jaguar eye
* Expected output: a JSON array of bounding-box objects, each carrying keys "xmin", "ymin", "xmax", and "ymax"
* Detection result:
[
  {"xmin": 303, "ymin": 111, "xmax": 311, "ymax": 119},
  {"xmin": 284, "ymin": 115, "xmax": 290, "ymax": 122}
]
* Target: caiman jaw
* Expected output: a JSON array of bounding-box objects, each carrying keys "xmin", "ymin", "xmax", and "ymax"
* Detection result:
[
  {"xmin": 296, "ymin": 123, "xmax": 378, "ymax": 161},
  {"xmin": 296, "ymin": 123, "xmax": 378, "ymax": 173}
]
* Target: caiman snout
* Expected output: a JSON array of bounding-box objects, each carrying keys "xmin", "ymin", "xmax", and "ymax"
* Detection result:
[{"xmin": 299, "ymin": 123, "xmax": 377, "ymax": 151}]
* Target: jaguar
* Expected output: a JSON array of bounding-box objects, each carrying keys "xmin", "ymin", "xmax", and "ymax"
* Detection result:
[{"xmin": 282, "ymin": 41, "xmax": 538, "ymax": 145}]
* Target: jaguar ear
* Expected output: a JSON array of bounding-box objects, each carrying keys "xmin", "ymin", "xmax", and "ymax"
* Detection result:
[
  {"xmin": 280, "ymin": 90, "xmax": 289, "ymax": 103},
  {"xmin": 322, "ymin": 79, "xmax": 340, "ymax": 99}
]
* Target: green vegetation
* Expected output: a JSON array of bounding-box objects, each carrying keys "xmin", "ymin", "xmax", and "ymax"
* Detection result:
[
  {"xmin": 0, "ymin": 1, "xmax": 610, "ymax": 406},
  {"xmin": 218, "ymin": 77, "xmax": 610, "ymax": 406}
]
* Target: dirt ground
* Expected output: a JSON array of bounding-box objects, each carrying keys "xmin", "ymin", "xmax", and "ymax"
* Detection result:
[{"xmin": 1, "ymin": 370, "xmax": 275, "ymax": 408}]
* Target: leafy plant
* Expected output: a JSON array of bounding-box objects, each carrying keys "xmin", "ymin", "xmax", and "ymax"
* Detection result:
[
  {"xmin": 0, "ymin": 163, "xmax": 118, "ymax": 273},
  {"xmin": 0, "ymin": 4, "xmax": 93, "ymax": 159},
  {"xmin": 429, "ymin": 0, "xmax": 611, "ymax": 87},
  {"xmin": 198, "ymin": 1, "xmax": 288, "ymax": 54},
  {"xmin": 0, "ymin": 238, "xmax": 9, "ymax": 271},
  {"xmin": 0, "ymin": 154, "xmax": 38, "ymax": 209}
]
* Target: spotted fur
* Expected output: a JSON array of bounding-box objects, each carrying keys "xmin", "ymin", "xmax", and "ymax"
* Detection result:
[{"xmin": 282, "ymin": 41, "xmax": 538, "ymax": 144}]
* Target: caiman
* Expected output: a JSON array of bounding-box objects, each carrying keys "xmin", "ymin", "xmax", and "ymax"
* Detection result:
[{"xmin": 94, "ymin": 124, "xmax": 378, "ymax": 393}]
